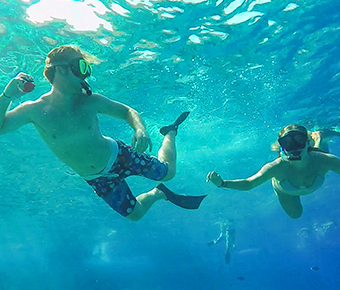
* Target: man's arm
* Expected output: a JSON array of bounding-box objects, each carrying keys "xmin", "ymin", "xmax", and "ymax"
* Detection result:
[
  {"xmin": 0, "ymin": 78, "xmax": 35, "ymax": 134},
  {"xmin": 0, "ymin": 73, "xmax": 34, "ymax": 133},
  {"xmin": 206, "ymin": 160, "xmax": 279, "ymax": 191},
  {"xmin": 92, "ymin": 93, "xmax": 152, "ymax": 153},
  {"xmin": 0, "ymin": 100, "xmax": 34, "ymax": 135}
]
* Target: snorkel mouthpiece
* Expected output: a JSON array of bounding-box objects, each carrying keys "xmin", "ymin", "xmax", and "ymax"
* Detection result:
[
  {"xmin": 81, "ymin": 81, "xmax": 92, "ymax": 96},
  {"xmin": 287, "ymin": 151, "xmax": 302, "ymax": 161},
  {"xmin": 279, "ymin": 147, "xmax": 302, "ymax": 161}
]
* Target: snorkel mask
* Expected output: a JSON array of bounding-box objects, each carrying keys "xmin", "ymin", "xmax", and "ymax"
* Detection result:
[
  {"xmin": 278, "ymin": 130, "xmax": 307, "ymax": 161},
  {"xmin": 69, "ymin": 58, "xmax": 92, "ymax": 96},
  {"xmin": 48, "ymin": 58, "xmax": 93, "ymax": 96},
  {"xmin": 69, "ymin": 58, "xmax": 92, "ymax": 80}
]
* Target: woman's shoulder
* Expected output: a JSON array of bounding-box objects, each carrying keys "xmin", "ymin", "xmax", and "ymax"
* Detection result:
[
  {"xmin": 309, "ymin": 150, "xmax": 340, "ymax": 171},
  {"xmin": 263, "ymin": 158, "xmax": 286, "ymax": 177}
]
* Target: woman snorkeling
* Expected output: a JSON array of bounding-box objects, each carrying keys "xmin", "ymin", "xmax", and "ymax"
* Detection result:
[{"xmin": 206, "ymin": 124, "xmax": 340, "ymax": 219}]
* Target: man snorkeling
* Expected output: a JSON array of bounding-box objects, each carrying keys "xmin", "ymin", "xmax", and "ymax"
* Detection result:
[
  {"xmin": 0, "ymin": 45, "xmax": 206, "ymax": 221},
  {"xmin": 206, "ymin": 124, "xmax": 340, "ymax": 219}
]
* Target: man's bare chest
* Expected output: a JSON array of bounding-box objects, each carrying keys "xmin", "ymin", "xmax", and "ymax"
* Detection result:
[{"xmin": 33, "ymin": 107, "xmax": 98, "ymax": 140}]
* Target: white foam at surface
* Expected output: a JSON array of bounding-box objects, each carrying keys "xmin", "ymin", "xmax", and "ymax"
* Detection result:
[
  {"xmin": 223, "ymin": 0, "xmax": 245, "ymax": 15},
  {"xmin": 188, "ymin": 34, "xmax": 201, "ymax": 44},
  {"xmin": 225, "ymin": 11, "xmax": 264, "ymax": 25},
  {"xmin": 110, "ymin": 2, "xmax": 130, "ymax": 17},
  {"xmin": 248, "ymin": 0, "xmax": 271, "ymax": 11},
  {"xmin": 26, "ymin": 0, "xmax": 113, "ymax": 32},
  {"xmin": 284, "ymin": 3, "xmax": 299, "ymax": 11},
  {"xmin": 160, "ymin": 12, "xmax": 175, "ymax": 19},
  {"xmin": 216, "ymin": 0, "xmax": 224, "ymax": 6},
  {"xmin": 211, "ymin": 15, "xmax": 221, "ymax": 21}
]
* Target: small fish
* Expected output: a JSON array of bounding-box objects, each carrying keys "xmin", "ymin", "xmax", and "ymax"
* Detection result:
[
  {"xmin": 311, "ymin": 266, "xmax": 319, "ymax": 271},
  {"xmin": 237, "ymin": 276, "xmax": 245, "ymax": 281}
]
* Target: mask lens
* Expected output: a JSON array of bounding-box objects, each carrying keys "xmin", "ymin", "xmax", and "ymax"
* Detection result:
[
  {"xmin": 70, "ymin": 58, "xmax": 92, "ymax": 79},
  {"xmin": 278, "ymin": 131, "xmax": 307, "ymax": 152},
  {"xmin": 79, "ymin": 59, "xmax": 92, "ymax": 77}
]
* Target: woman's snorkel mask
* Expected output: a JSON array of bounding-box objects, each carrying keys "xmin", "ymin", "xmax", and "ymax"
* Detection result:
[{"xmin": 278, "ymin": 130, "xmax": 307, "ymax": 161}]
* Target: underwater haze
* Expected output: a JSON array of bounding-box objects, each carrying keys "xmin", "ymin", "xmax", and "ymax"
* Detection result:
[{"xmin": 1, "ymin": 0, "xmax": 340, "ymax": 289}]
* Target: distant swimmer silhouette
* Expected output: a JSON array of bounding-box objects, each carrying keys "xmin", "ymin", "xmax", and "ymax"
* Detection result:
[
  {"xmin": 0, "ymin": 45, "xmax": 206, "ymax": 222},
  {"xmin": 208, "ymin": 219, "xmax": 236, "ymax": 263},
  {"xmin": 207, "ymin": 124, "xmax": 340, "ymax": 219}
]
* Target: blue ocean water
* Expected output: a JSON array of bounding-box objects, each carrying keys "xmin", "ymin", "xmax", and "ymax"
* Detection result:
[{"xmin": 1, "ymin": 0, "xmax": 340, "ymax": 289}]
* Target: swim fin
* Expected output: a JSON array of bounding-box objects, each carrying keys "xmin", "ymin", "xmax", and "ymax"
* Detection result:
[
  {"xmin": 156, "ymin": 183, "xmax": 207, "ymax": 210},
  {"xmin": 225, "ymin": 250, "xmax": 231, "ymax": 264},
  {"xmin": 160, "ymin": 112, "xmax": 190, "ymax": 136}
]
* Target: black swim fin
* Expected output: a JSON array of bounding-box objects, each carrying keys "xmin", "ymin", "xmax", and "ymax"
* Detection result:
[
  {"xmin": 160, "ymin": 112, "xmax": 190, "ymax": 136},
  {"xmin": 156, "ymin": 183, "xmax": 207, "ymax": 210}
]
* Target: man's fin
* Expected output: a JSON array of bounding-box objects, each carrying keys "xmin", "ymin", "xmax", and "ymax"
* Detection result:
[
  {"xmin": 160, "ymin": 112, "xmax": 190, "ymax": 136},
  {"xmin": 156, "ymin": 183, "xmax": 206, "ymax": 210}
]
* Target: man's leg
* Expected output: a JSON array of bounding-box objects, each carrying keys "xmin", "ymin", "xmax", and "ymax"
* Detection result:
[
  {"xmin": 158, "ymin": 131, "xmax": 176, "ymax": 181},
  {"xmin": 127, "ymin": 188, "xmax": 165, "ymax": 221},
  {"xmin": 127, "ymin": 112, "xmax": 191, "ymax": 221},
  {"xmin": 157, "ymin": 111, "xmax": 190, "ymax": 181},
  {"xmin": 311, "ymin": 129, "xmax": 340, "ymax": 152},
  {"xmin": 127, "ymin": 131, "xmax": 177, "ymax": 221}
]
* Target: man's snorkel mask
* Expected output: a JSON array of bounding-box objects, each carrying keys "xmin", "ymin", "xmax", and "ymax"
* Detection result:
[
  {"xmin": 70, "ymin": 58, "xmax": 92, "ymax": 96},
  {"xmin": 278, "ymin": 130, "xmax": 308, "ymax": 161},
  {"xmin": 48, "ymin": 58, "xmax": 93, "ymax": 96}
]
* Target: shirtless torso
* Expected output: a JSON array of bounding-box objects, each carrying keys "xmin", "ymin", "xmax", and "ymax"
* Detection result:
[{"xmin": 2, "ymin": 90, "xmax": 135, "ymax": 177}]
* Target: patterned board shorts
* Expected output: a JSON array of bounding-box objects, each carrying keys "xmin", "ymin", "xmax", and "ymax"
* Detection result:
[{"xmin": 85, "ymin": 140, "xmax": 168, "ymax": 217}]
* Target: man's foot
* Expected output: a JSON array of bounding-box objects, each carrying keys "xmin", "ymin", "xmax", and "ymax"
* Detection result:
[
  {"xmin": 160, "ymin": 112, "xmax": 190, "ymax": 136},
  {"xmin": 311, "ymin": 128, "xmax": 340, "ymax": 151}
]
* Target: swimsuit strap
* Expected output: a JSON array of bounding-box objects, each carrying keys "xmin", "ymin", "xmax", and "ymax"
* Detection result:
[{"xmin": 308, "ymin": 147, "xmax": 324, "ymax": 152}]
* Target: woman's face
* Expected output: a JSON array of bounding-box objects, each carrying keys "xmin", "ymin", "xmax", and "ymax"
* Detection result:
[{"xmin": 278, "ymin": 130, "xmax": 308, "ymax": 161}]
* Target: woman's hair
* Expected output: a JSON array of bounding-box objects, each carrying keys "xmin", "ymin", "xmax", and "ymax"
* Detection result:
[
  {"xmin": 278, "ymin": 124, "xmax": 308, "ymax": 138},
  {"xmin": 271, "ymin": 124, "xmax": 309, "ymax": 152},
  {"xmin": 43, "ymin": 45, "xmax": 100, "ymax": 84}
]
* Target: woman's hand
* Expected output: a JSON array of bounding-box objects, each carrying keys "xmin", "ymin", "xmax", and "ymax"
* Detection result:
[
  {"xmin": 206, "ymin": 171, "xmax": 224, "ymax": 187},
  {"xmin": 132, "ymin": 128, "xmax": 153, "ymax": 154}
]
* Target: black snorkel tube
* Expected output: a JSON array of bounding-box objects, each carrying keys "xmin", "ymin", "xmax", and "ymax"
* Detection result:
[
  {"xmin": 279, "ymin": 147, "xmax": 302, "ymax": 161},
  {"xmin": 285, "ymin": 150, "xmax": 302, "ymax": 161},
  {"xmin": 81, "ymin": 80, "xmax": 92, "ymax": 96}
]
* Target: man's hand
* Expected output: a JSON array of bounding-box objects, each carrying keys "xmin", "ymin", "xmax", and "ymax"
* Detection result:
[
  {"xmin": 206, "ymin": 171, "xmax": 224, "ymax": 187},
  {"xmin": 132, "ymin": 128, "xmax": 153, "ymax": 154},
  {"xmin": 3, "ymin": 72, "xmax": 35, "ymax": 99}
]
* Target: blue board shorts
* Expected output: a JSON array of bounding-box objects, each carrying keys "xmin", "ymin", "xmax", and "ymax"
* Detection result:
[{"xmin": 85, "ymin": 140, "xmax": 168, "ymax": 217}]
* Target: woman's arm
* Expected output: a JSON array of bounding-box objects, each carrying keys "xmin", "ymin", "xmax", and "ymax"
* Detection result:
[
  {"xmin": 206, "ymin": 160, "xmax": 279, "ymax": 191},
  {"xmin": 324, "ymin": 153, "xmax": 340, "ymax": 174}
]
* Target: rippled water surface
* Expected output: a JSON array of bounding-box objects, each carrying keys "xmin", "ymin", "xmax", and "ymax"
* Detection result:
[{"xmin": 1, "ymin": 0, "xmax": 340, "ymax": 289}]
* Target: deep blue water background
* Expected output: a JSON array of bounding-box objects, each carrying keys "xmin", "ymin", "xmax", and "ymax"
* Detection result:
[{"xmin": 1, "ymin": 0, "xmax": 340, "ymax": 289}]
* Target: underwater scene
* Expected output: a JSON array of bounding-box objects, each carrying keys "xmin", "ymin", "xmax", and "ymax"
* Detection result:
[{"xmin": 1, "ymin": 0, "xmax": 340, "ymax": 289}]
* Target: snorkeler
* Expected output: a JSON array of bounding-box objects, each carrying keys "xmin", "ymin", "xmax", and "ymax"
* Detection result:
[
  {"xmin": 206, "ymin": 124, "xmax": 340, "ymax": 219},
  {"xmin": 0, "ymin": 45, "xmax": 206, "ymax": 221},
  {"xmin": 208, "ymin": 219, "xmax": 236, "ymax": 263}
]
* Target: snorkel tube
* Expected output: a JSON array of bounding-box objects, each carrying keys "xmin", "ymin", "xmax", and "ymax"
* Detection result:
[
  {"xmin": 81, "ymin": 80, "xmax": 92, "ymax": 96},
  {"xmin": 280, "ymin": 147, "xmax": 302, "ymax": 161}
]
